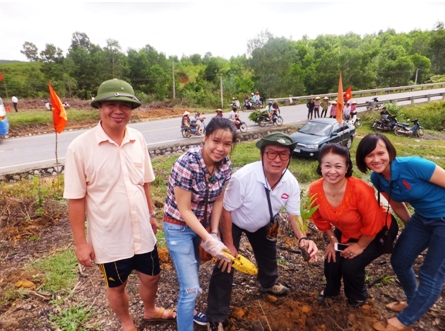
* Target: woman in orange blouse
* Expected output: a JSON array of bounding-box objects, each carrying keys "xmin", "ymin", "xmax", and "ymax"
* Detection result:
[{"xmin": 309, "ymin": 144, "xmax": 398, "ymax": 307}]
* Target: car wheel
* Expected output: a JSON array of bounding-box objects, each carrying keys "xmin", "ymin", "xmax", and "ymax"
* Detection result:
[
  {"xmin": 239, "ymin": 123, "xmax": 248, "ymax": 133},
  {"xmin": 275, "ymin": 116, "xmax": 283, "ymax": 126},
  {"xmin": 346, "ymin": 136, "xmax": 353, "ymax": 149}
]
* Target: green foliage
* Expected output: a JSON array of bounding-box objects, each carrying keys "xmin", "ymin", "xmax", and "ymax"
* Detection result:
[
  {"xmin": 31, "ymin": 249, "xmax": 78, "ymax": 293},
  {"xmin": 396, "ymin": 100, "xmax": 445, "ymax": 130},
  {"xmin": 298, "ymin": 192, "xmax": 319, "ymax": 233},
  {"xmin": 3, "ymin": 22, "xmax": 445, "ymax": 107},
  {"xmin": 49, "ymin": 303, "xmax": 96, "ymax": 331},
  {"xmin": 248, "ymin": 110, "xmax": 268, "ymax": 123}
]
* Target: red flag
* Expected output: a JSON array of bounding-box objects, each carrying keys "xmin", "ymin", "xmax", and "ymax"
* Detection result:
[
  {"xmin": 336, "ymin": 72, "xmax": 344, "ymax": 124},
  {"xmin": 48, "ymin": 82, "xmax": 67, "ymax": 133},
  {"xmin": 0, "ymin": 72, "xmax": 4, "ymax": 81},
  {"xmin": 343, "ymin": 86, "xmax": 352, "ymax": 101}
]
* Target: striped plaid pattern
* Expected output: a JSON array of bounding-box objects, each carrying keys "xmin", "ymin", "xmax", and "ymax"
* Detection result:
[{"xmin": 164, "ymin": 146, "xmax": 231, "ymax": 225}]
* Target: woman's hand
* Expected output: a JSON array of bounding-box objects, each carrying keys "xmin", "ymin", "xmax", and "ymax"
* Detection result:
[
  {"xmin": 325, "ymin": 242, "xmax": 337, "ymax": 263},
  {"xmin": 340, "ymin": 242, "xmax": 364, "ymax": 259},
  {"xmin": 200, "ymin": 234, "xmax": 231, "ymax": 262}
]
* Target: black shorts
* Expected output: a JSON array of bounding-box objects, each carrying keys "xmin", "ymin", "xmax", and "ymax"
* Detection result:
[{"xmin": 98, "ymin": 246, "xmax": 160, "ymax": 288}]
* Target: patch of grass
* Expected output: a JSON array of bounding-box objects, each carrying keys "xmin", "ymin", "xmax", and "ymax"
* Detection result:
[
  {"xmin": 156, "ymin": 230, "xmax": 166, "ymax": 248},
  {"xmin": 49, "ymin": 303, "xmax": 97, "ymax": 331},
  {"xmin": 31, "ymin": 249, "xmax": 78, "ymax": 294},
  {"xmin": 7, "ymin": 109, "xmax": 100, "ymax": 129}
]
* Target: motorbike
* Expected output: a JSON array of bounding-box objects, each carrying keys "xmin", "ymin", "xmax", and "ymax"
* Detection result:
[
  {"xmin": 393, "ymin": 119, "xmax": 425, "ymax": 138},
  {"xmin": 372, "ymin": 115, "xmax": 398, "ymax": 132},
  {"xmin": 348, "ymin": 113, "xmax": 362, "ymax": 128},
  {"xmin": 257, "ymin": 112, "xmax": 283, "ymax": 127},
  {"xmin": 233, "ymin": 119, "xmax": 248, "ymax": 133},
  {"xmin": 181, "ymin": 119, "xmax": 205, "ymax": 138},
  {"xmin": 366, "ymin": 97, "xmax": 381, "ymax": 110}
]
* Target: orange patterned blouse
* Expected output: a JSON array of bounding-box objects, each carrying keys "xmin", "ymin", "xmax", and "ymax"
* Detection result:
[{"xmin": 308, "ymin": 177, "xmax": 390, "ymax": 243}]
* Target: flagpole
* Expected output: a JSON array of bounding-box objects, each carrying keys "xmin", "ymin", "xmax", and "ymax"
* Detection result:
[{"xmin": 55, "ymin": 131, "xmax": 60, "ymax": 175}]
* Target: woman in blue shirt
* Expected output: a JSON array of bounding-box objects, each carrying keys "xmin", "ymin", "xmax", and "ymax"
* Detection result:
[{"xmin": 356, "ymin": 133, "xmax": 445, "ymax": 331}]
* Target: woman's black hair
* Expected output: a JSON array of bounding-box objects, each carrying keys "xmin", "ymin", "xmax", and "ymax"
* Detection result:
[
  {"xmin": 204, "ymin": 117, "xmax": 237, "ymax": 144},
  {"xmin": 355, "ymin": 133, "xmax": 397, "ymax": 173},
  {"xmin": 316, "ymin": 144, "xmax": 353, "ymax": 177}
]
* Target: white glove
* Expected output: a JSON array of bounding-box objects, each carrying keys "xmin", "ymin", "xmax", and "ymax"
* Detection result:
[{"xmin": 200, "ymin": 234, "xmax": 231, "ymax": 262}]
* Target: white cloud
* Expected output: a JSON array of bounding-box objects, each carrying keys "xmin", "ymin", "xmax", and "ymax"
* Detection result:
[{"xmin": 1, "ymin": 2, "xmax": 444, "ymax": 61}]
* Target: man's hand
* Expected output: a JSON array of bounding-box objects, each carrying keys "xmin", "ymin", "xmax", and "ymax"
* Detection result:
[
  {"xmin": 299, "ymin": 239, "xmax": 318, "ymax": 262},
  {"xmin": 217, "ymin": 242, "xmax": 238, "ymax": 273},
  {"xmin": 150, "ymin": 217, "xmax": 158, "ymax": 235},
  {"xmin": 75, "ymin": 243, "xmax": 96, "ymax": 267}
]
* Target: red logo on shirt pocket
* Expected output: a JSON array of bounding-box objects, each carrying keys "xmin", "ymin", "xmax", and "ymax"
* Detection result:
[
  {"xmin": 402, "ymin": 179, "xmax": 411, "ymax": 190},
  {"xmin": 281, "ymin": 193, "xmax": 289, "ymax": 200}
]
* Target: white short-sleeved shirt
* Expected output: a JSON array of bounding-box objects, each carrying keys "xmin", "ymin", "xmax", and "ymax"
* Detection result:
[
  {"xmin": 223, "ymin": 161, "xmax": 301, "ymax": 232},
  {"xmin": 63, "ymin": 123, "xmax": 156, "ymax": 263}
]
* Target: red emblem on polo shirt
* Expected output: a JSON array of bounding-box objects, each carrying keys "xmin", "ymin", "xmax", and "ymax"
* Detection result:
[
  {"xmin": 281, "ymin": 193, "xmax": 289, "ymax": 199},
  {"xmin": 402, "ymin": 179, "xmax": 411, "ymax": 190}
]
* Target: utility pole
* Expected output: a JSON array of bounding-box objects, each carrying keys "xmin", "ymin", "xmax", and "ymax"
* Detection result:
[
  {"xmin": 172, "ymin": 60, "xmax": 176, "ymax": 99},
  {"xmin": 220, "ymin": 74, "xmax": 223, "ymax": 108}
]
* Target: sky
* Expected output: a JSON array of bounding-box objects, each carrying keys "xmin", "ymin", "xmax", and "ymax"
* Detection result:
[{"xmin": 1, "ymin": 2, "xmax": 445, "ymax": 62}]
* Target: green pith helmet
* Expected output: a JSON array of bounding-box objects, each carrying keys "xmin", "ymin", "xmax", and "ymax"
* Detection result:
[
  {"xmin": 91, "ymin": 79, "xmax": 141, "ymax": 109},
  {"xmin": 256, "ymin": 132, "xmax": 298, "ymax": 152}
]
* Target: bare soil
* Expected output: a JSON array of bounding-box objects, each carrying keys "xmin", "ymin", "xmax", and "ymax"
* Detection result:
[{"xmin": 1, "ymin": 102, "xmax": 444, "ymax": 330}]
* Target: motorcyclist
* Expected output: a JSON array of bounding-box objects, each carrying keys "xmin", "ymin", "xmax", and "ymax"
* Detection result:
[
  {"xmin": 269, "ymin": 100, "xmax": 280, "ymax": 121},
  {"xmin": 380, "ymin": 106, "xmax": 392, "ymax": 127},
  {"xmin": 181, "ymin": 111, "xmax": 200, "ymax": 134},
  {"xmin": 228, "ymin": 107, "xmax": 241, "ymax": 127}
]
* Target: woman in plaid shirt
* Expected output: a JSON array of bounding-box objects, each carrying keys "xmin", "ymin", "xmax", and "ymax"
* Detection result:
[{"xmin": 163, "ymin": 117, "xmax": 237, "ymax": 331}]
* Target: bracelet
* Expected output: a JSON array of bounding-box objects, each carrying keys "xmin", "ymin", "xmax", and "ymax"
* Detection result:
[
  {"xmin": 210, "ymin": 231, "xmax": 218, "ymax": 235},
  {"xmin": 150, "ymin": 213, "xmax": 156, "ymax": 218},
  {"xmin": 329, "ymin": 235, "xmax": 336, "ymax": 240},
  {"xmin": 298, "ymin": 237, "xmax": 308, "ymax": 245}
]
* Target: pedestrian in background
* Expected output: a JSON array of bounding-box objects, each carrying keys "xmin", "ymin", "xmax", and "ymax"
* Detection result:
[{"xmin": 11, "ymin": 95, "xmax": 18, "ymax": 112}]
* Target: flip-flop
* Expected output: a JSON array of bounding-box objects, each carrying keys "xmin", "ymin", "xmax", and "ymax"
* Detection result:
[{"xmin": 143, "ymin": 307, "xmax": 176, "ymax": 323}]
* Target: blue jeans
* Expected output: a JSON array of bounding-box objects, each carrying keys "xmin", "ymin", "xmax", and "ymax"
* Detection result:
[
  {"xmin": 164, "ymin": 222, "xmax": 201, "ymax": 331},
  {"xmin": 391, "ymin": 213, "xmax": 445, "ymax": 326}
]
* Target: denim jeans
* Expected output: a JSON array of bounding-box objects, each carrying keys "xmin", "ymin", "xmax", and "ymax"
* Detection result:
[
  {"xmin": 164, "ymin": 222, "xmax": 201, "ymax": 331},
  {"xmin": 206, "ymin": 223, "xmax": 278, "ymax": 323},
  {"xmin": 391, "ymin": 213, "xmax": 445, "ymax": 326}
]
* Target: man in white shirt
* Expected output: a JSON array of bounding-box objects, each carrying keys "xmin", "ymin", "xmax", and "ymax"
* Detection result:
[{"xmin": 206, "ymin": 132, "xmax": 318, "ymax": 331}]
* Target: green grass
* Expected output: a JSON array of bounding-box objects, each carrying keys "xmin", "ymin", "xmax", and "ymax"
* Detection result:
[
  {"xmin": 49, "ymin": 303, "xmax": 98, "ymax": 331},
  {"xmin": 31, "ymin": 249, "xmax": 78, "ymax": 293},
  {"xmin": 7, "ymin": 109, "xmax": 100, "ymax": 129}
]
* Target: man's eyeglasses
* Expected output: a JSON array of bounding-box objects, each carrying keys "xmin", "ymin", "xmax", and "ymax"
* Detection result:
[{"xmin": 265, "ymin": 151, "xmax": 291, "ymax": 161}]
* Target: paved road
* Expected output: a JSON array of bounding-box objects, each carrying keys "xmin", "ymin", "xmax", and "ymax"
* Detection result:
[{"xmin": 0, "ymin": 88, "xmax": 444, "ymax": 175}]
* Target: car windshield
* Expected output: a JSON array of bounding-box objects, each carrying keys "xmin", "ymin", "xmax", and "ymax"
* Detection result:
[{"xmin": 299, "ymin": 122, "xmax": 332, "ymax": 136}]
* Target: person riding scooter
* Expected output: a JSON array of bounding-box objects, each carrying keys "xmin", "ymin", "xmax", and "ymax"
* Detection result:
[{"xmin": 181, "ymin": 111, "xmax": 200, "ymax": 134}]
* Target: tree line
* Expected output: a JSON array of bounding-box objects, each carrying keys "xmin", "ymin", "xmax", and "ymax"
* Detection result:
[{"xmin": 1, "ymin": 23, "xmax": 445, "ymax": 108}]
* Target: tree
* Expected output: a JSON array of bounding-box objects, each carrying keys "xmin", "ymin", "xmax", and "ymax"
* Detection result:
[
  {"xmin": 428, "ymin": 21, "xmax": 445, "ymax": 74},
  {"xmin": 21, "ymin": 42, "xmax": 39, "ymax": 62},
  {"xmin": 69, "ymin": 32, "xmax": 92, "ymax": 52}
]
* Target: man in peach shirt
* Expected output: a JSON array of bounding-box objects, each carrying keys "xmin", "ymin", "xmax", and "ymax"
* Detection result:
[{"xmin": 63, "ymin": 79, "xmax": 175, "ymax": 331}]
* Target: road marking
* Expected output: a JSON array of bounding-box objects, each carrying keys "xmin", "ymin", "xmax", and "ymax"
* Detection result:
[
  {"xmin": 146, "ymin": 137, "xmax": 201, "ymax": 146},
  {"xmin": 0, "ymin": 158, "xmax": 65, "ymax": 171}
]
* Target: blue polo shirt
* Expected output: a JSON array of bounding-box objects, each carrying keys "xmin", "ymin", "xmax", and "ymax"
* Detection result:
[{"xmin": 371, "ymin": 156, "xmax": 445, "ymax": 218}]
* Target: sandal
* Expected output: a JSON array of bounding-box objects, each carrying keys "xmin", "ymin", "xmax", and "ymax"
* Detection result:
[
  {"xmin": 143, "ymin": 307, "xmax": 176, "ymax": 323},
  {"xmin": 386, "ymin": 301, "xmax": 408, "ymax": 312},
  {"xmin": 259, "ymin": 283, "xmax": 289, "ymax": 296}
]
